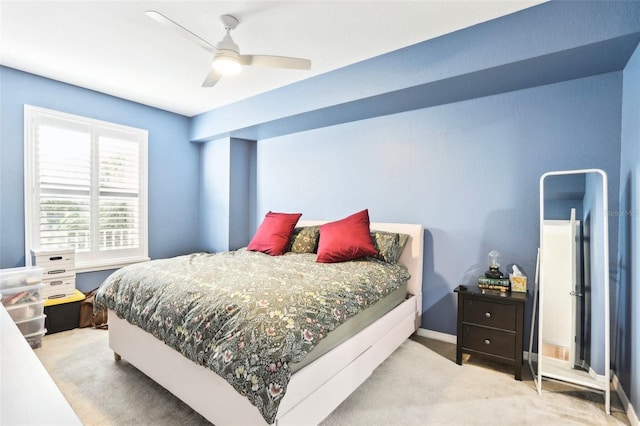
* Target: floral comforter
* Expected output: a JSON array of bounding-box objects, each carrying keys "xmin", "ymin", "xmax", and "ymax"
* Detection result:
[{"xmin": 94, "ymin": 249, "xmax": 410, "ymax": 424}]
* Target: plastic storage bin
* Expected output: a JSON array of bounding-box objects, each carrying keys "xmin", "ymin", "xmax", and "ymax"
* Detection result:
[
  {"xmin": 44, "ymin": 290, "xmax": 86, "ymax": 334},
  {"xmin": 15, "ymin": 314, "xmax": 46, "ymax": 335},
  {"xmin": 0, "ymin": 267, "xmax": 43, "ymax": 290},
  {"xmin": 24, "ymin": 329, "xmax": 46, "ymax": 349},
  {"xmin": 1, "ymin": 283, "xmax": 44, "ymax": 307},
  {"xmin": 5, "ymin": 299, "xmax": 45, "ymax": 322}
]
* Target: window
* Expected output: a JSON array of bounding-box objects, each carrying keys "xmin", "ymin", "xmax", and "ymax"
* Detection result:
[{"xmin": 24, "ymin": 105, "xmax": 148, "ymax": 272}]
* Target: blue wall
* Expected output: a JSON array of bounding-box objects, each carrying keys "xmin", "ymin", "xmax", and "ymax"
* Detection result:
[
  {"xmin": 199, "ymin": 137, "xmax": 256, "ymax": 252},
  {"xmin": 618, "ymin": 42, "xmax": 640, "ymax": 416},
  {"xmin": 0, "ymin": 67, "xmax": 201, "ymax": 291},
  {"xmin": 583, "ymin": 171, "xmax": 608, "ymax": 376},
  {"xmin": 199, "ymin": 138, "xmax": 232, "ymax": 252},
  {"xmin": 254, "ymin": 72, "xmax": 622, "ymax": 336},
  {"xmin": 228, "ymin": 138, "xmax": 256, "ymax": 250}
]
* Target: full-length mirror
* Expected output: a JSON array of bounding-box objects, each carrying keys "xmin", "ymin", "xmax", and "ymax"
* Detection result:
[{"xmin": 537, "ymin": 169, "xmax": 610, "ymax": 413}]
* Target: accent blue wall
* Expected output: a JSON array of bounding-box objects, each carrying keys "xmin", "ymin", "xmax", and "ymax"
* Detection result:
[
  {"xmin": 254, "ymin": 72, "xmax": 622, "ymax": 338},
  {"xmin": 199, "ymin": 138, "xmax": 232, "ymax": 252},
  {"xmin": 583, "ymin": 171, "xmax": 607, "ymax": 376},
  {"xmin": 0, "ymin": 66, "xmax": 201, "ymax": 291},
  {"xmin": 199, "ymin": 137, "xmax": 256, "ymax": 253},
  {"xmin": 618, "ymin": 42, "xmax": 640, "ymax": 416},
  {"xmin": 228, "ymin": 139, "xmax": 256, "ymax": 251}
]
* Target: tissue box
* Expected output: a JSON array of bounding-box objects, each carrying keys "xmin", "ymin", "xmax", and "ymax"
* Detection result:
[{"xmin": 510, "ymin": 274, "xmax": 527, "ymax": 293}]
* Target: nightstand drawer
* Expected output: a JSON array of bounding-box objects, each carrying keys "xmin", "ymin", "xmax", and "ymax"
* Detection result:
[
  {"xmin": 463, "ymin": 299, "xmax": 516, "ymax": 331},
  {"xmin": 462, "ymin": 324, "xmax": 516, "ymax": 360}
]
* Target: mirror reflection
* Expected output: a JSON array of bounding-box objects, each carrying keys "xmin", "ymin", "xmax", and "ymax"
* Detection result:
[{"xmin": 538, "ymin": 169, "xmax": 610, "ymax": 412}]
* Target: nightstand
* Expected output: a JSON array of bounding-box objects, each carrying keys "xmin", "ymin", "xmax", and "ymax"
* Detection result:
[{"xmin": 454, "ymin": 285, "xmax": 528, "ymax": 380}]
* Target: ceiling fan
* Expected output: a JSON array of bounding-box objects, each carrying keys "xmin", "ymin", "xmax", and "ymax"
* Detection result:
[{"xmin": 145, "ymin": 11, "xmax": 312, "ymax": 87}]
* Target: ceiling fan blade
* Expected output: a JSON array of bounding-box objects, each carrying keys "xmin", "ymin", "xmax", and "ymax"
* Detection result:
[
  {"xmin": 239, "ymin": 55, "xmax": 311, "ymax": 70},
  {"xmin": 145, "ymin": 10, "xmax": 217, "ymax": 54},
  {"xmin": 202, "ymin": 70, "xmax": 223, "ymax": 87}
]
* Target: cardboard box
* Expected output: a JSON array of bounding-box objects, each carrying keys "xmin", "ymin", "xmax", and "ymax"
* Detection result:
[{"xmin": 44, "ymin": 290, "xmax": 85, "ymax": 334}]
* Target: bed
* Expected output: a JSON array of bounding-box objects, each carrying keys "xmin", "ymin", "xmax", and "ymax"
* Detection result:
[{"xmin": 97, "ymin": 220, "xmax": 423, "ymax": 425}]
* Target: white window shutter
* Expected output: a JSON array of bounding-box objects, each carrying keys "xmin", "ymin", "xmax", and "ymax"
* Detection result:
[{"xmin": 25, "ymin": 105, "xmax": 149, "ymax": 271}]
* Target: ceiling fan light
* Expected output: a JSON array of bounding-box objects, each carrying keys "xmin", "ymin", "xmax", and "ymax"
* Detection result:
[{"xmin": 212, "ymin": 51, "xmax": 242, "ymax": 75}]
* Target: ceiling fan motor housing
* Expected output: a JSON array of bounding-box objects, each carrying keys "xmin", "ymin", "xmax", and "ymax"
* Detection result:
[
  {"xmin": 216, "ymin": 32, "xmax": 239, "ymax": 53},
  {"xmin": 214, "ymin": 49, "xmax": 241, "ymax": 62}
]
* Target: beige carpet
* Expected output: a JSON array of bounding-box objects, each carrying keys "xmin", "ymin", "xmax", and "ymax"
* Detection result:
[{"xmin": 35, "ymin": 328, "xmax": 629, "ymax": 425}]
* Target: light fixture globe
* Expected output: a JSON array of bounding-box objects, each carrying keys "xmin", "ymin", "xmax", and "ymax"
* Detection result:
[
  {"xmin": 485, "ymin": 249, "xmax": 504, "ymax": 279},
  {"xmin": 212, "ymin": 50, "xmax": 242, "ymax": 75},
  {"xmin": 212, "ymin": 27, "xmax": 242, "ymax": 75},
  {"xmin": 488, "ymin": 250, "xmax": 501, "ymax": 268}
]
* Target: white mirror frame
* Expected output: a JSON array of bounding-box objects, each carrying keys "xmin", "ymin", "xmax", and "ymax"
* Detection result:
[{"xmin": 537, "ymin": 168, "xmax": 610, "ymax": 414}]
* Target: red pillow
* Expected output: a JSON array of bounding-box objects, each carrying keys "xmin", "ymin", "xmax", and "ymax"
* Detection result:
[
  {"xmin": 316, "ymin": 209, "xmax": 378, "ymax": 263},
  {"xmin": 247, "ymin": 211, "xmax": 302, "ymax": 256}
]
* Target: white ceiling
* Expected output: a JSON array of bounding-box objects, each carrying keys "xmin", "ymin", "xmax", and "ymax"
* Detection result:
[{"xmin": 0, "ymin": 1, "xmax": 544, "ymax": 117}]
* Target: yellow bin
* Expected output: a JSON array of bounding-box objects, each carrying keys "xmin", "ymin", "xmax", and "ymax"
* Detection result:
[{"xmin": 44, "ymin": 290, "xmax": 86, "ymax": 333}]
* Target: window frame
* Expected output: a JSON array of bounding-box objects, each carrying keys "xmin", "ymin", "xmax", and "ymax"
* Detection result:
[{"xmin": 24, "ymin": 105, "xmax": 149, "ymax": 272}]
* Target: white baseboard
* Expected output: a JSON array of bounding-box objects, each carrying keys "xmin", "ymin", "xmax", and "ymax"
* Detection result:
[
  {"xmin": 415, "ymin": 328, "xmax": 456, "ymax": 344},
  {"xmin": 612, "ymin": 373, "xmax": 638, "ymax": 426}
]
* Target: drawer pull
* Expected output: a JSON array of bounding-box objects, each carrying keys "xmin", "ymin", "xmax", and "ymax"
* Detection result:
[
  {"xmin": 48, "ymin": 269, "xmax": 67, "ymax": 275},
  {"xmin": 484, "ymin": 339, "xmax": 491, "ymax": 345},
  {"xmin": 50, "ymin": 280, "xmax": 64, "ymax": 286},
  {"xmin": 485, "ymin": 312, "xmax": 491, "ymax": 318},
  {"xmin": 49, "ymin": 256, "xmax": 63, "ymax": 261}
]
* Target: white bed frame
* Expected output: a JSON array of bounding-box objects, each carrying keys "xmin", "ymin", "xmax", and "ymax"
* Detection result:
[{"xmin": 108, "ymin": 222, "xmax": 423, "ymax": 425}]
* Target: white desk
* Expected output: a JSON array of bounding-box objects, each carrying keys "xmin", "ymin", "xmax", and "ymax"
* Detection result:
[{"xmin": 0, "ymin": 304, "xmax": 81, "ymax": 425}]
